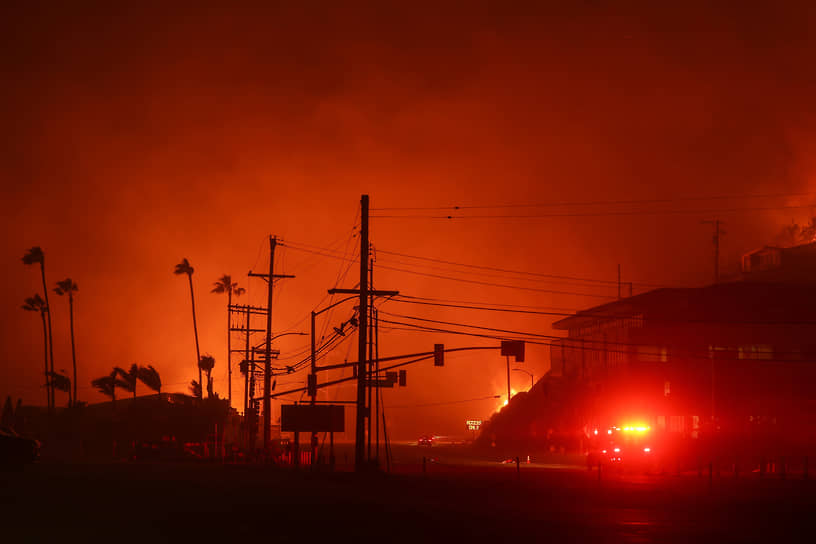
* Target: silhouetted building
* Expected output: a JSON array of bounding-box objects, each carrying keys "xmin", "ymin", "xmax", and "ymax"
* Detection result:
[{"xmin": 550, "ymin": 281, "xmax": 816, "ymax": 452}]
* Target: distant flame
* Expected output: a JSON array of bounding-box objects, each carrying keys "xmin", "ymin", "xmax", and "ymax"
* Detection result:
[{"xmin": 494, "ymin": 388, "xmax": 517, "ymax": 413}]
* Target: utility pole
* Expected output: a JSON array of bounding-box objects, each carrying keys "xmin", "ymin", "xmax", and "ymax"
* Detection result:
[
  {"xmin": 506, "ymin": 355, "xmax": 512, "ymax": 406},
  {"xmin": 248, "ymin": 236, "xmax": 295, "ymax": 452},
  {"xmin": 703, "ymin": 219, "xmax": 724, "ymax": 283},
  {"xmin": 264, "ymin": 236, "xmax": 276, "ymax": 452},
  {"xmin": 327, "ymin": 195, "xmax": 398, "ymax": 471},
  {"xmin": 244, "ymin": 305, "xmax": 250, "ymax": 415},
  {"xmin": 357, "ymin": 196, "xmax": 370, "ymax": 470}
]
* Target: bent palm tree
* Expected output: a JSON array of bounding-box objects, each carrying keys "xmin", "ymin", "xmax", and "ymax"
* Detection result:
[
  {"xmin": 212, "ymin": 274, "xmax": 245, "ymax": 405},
  {"xmin": 137, "ymin": 365, "xmax": 161, "ymax": 397},
  {"xmin": 23, "ymin": 247, "xmax": 54, "ymax": 410},
  {"xmin": 22, "ymin": 294, "xmax": 49, "ymax": 407},
  {"xmin": 175, "ymin": 258, "xmax": 201, "ymax": 396},
  {"xmin": 48, "ymin": 371, "xmax": 72, "ymax": 407},
  {"xmin": 198, "ymin": 354, "xmax": 216, "ymax": 399},
  {"xmin": 114, "ymin": 364, "xmax": 138, "ymax": 399},
  {"xmin": 54, "ymin": 278, "xmax": 79, "ymax": 406},
  {"xmin": 91, "ymin": 370, "xmax": 119, "ymax": 404}
]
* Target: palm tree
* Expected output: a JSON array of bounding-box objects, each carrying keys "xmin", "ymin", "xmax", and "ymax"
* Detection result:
[
  {"xmin": 198, "ymin": 354, "xmax": 216, "ymax": 399},
  {"xmin": 23, "ymin": 247, "xmax": 54, "ymax": 410},
  {"xmin": 22, "ymin": 294, "xmax": 50, "ymax": 408},
  {"xmin": 54, "ymin": 278, "xmax": 79, "ymax": 406},
  {"xmin": 114, "ymin": 364, "xmax": 138, "ymax": 399},
  {"xmin": 174, "ymin": 258, "xmax": 201, "ymax": 394},
  {"xmin": 48, "ymin": 370, "xmax": 72, "ymax": 407},
  {"xmin": 137, "ymin": 365, "xmax": 162, "ymax": 397},
  {"xmin": 212, "ymin": 274, "xmax": 245, "ymax": 406},
  {"xmin": 91, "ymin": 370, "xmax": 118, "ymax": 404}
]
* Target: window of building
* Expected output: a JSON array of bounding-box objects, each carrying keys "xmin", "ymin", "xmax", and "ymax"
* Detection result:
[
  {"xmin": 737, "ymin": 345, "xmax": 773, "ymax": 360},
  {"xmin": 638, "ymin": 345, "xmax": 668, "ymax": 362}
]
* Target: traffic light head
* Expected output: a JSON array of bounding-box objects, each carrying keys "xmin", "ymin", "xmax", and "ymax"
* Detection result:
[{"xmin": 398, "ymin": 370, "xmax": 407, "ymax": 387}]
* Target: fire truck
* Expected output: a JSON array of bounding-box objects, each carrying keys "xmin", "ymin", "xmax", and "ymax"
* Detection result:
[{"xmin": 586, "ymin": 423, "xmax": 659, "ymax": 472}]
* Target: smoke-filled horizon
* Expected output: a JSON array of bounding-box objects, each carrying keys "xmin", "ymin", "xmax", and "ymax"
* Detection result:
[{"xmin": 3, "ymin": 3, "xmax": 816, "ymax": 439}]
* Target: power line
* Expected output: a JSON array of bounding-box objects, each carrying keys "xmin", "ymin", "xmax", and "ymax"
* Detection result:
[
  {"xmin": 283, "ymin": 243, "xmax": 615, "ymax": 299},
  {"xmin": 370, "ymin": 191, "xmax": 816, "ymax": 211},
  {"xmin": 371, "ymin": 204, "xmax": 816, "ymax": 219},
  {"xmin": 386, "ymin": 395, "xmax": 502, "ymax": 409},
  {"xmin": 377, "ymin": 248, "xmax": 665, "ymax": 288}
]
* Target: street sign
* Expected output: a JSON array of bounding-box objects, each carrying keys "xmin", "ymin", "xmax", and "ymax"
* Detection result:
[
  {"xmin": 500, "ymin": 340, "xmax": 525, "ymax": 362},
  {"xmin": 466, "ymin": 419, "xmax": 482, "ymax": 431},
  {"xmin": 281, "ymin": 404, "xmax": 345, "ymax": 433}
]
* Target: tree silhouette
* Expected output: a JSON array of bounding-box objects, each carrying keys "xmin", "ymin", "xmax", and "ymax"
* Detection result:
[
  {"xmin": 48, "ymin": 371, "xmax": 72, "ymax": 407},
  {"xmin": 137, "ymin": 365, "xmax": 162, "ymax": 397},
  {"xmin": 198, "ymin": 354, "xmax": 216, "ymax": 399},
  {"xmin": 114, "ymin": 364, "xmax": 138, "ymax": 399},
  {"xmin": 175, "ymin": 258, "xmax": 201, "ymax": 396},
  {"xmin": 212, "ymin": 274, "xmax": 245, "ymax": 406},
  {"xmin": 22, "ymin": 294, "xmax": 50, "ymax": 408},
  {"xmin": 23, "ymin": 247, "xmax": 55, "ymax": 410},
  {"xmin": 189, "ymin": 380, "xmax": 202, "ymax": 399},
  {"xmin": 92, "ymin": 370, "xmax": 119, "ymax": 404},
  {"xmin": 54, "ymin": 278, "xmax": 79, "ymax": 406}
]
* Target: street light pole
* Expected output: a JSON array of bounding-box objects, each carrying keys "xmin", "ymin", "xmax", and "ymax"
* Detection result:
[{"xmin": 512, "ymin": 368, "xmax": 534, "ymax": 390}]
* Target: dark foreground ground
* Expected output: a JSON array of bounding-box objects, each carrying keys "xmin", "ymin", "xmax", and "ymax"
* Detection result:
[{"xmin": 2, "ymin": 450, "xmax": 814, "ymax": 543}]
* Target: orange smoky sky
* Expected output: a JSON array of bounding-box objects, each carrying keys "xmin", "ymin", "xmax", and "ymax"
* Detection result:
[{"xmin": 3, "ymin": 3, "xmax": 816, "ymax": 439}]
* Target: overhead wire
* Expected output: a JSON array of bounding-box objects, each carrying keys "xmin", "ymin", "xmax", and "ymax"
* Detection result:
[{"xmin": 370, "ymin": 191, "xmax": 816, "ymax": 211}]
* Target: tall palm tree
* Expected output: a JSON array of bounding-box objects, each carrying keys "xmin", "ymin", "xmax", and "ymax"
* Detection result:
[
  {"xmin": 137, "ymin": 365, "xmax": 162, "ymax": 397},
  {"xmin": 54, "ymin": 278, "xmax": 79, "ymax": 406},
  {"xmin": 23, "ymin": 247, "xmax": 54, "ymax": 410},
  {"xmin": 114, "ymin": 364, "xmax": 138, "ymax": 399},
  {"xmin": 212, "ymin": 274, "xmax": 245, "ymax": 406},
  {"xmin": 174, "ymin": 258, "xmax": 201, "ymax": 395},
  {"xmin": 48, "ymin": 370, "xmax": 72, "ymax": 407},
  {"xmin": 22, "ymin": 294, "xmax": 50, "ymax": 408},
  {"xmin": 198, "ymin": 354, "xmax": 216, "ymax": 399}
]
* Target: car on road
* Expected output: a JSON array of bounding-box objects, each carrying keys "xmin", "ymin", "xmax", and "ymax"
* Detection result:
[
  {"xmin": 417, "ymin": 435, "xmax": 434, "ymax": 447},
  {"xmin": 0, "ymin": 425, "xmax": 40, "ymax": 467}
]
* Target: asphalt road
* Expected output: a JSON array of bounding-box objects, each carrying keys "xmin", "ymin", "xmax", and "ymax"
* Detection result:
[{"xmin": 1, "ymin": 453, "xmax": 814, "ymax": 543}]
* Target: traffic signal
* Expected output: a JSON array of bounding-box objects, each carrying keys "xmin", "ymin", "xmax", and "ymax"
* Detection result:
[
  {"xmin": 434, "ymin": 343, "xmax": 444, "ymax": 366},
  {"xmin": 398, "ymin": 370, "xmax": 407, "ymax": 387},
  {"xmin": 307, "ymin": 374, "xmax": 317, "ymax": 398}
]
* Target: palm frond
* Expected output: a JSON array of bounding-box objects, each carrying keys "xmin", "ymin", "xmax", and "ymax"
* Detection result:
[
  {"xmin": 91, "ymin": 376, "xmax": 116, "ymax": 398},
  {"xmin": 174, "ymin": 258, "xmax": 194, "ymax": 276},
  {"xmin": 198, "ymin": 354, "xmax": 216, "ymax": 373},
  {"xmin": 22, "ymin": 294, "xmax": 46, "ymax": 312},
  {"xmin": 137, "ymin": 365, "xmax": 161, "ymax": 393},
  {"xmin": 54, "ymin": 278, "xmax": 78, "ymax": 296},
  {"xmin": 48, "ymin": 371, "xmax": 71, "ymax": 393},
  {"xmin": 22, "ymin": 247, "xmax": 44, "ymax": 265}
]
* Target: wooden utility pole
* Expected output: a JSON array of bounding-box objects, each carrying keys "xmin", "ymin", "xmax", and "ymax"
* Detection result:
[
  {"xmin": 327, "ymin": 195, "xmax": 398, "ymax": 471},
  {"xmin": 264, "ymin": 236, "xmax": 276, "ymax": 451},
  {"xmin": 703, "ymin": 219, "xmax": 724, "ymax": 283},
  {"xmin": 356, "ymin": 196, "xmax": 370, "ymax": 469},
  {"xmin": 244, "ymin": 304, "xmax": 250, "ymax": 415},
  {"xmin": 248, "ymin": 236, "xmax": 295, "ymax": 452}
]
